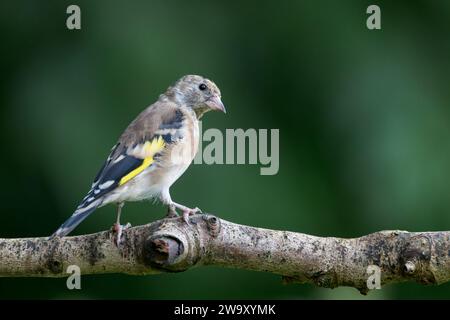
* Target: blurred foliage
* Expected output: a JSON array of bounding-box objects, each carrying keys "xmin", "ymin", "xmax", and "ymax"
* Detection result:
[{"xmin": 1, "ymin": 0, "xmax": 450, "ymax": 299}]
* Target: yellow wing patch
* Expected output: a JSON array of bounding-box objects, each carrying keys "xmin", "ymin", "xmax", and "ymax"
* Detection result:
[{"xmin": 118, "ymin": 136, "xmax": 165, "ymax": 186}]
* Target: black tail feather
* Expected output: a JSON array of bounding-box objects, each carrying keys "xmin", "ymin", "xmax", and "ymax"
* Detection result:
[{"xmin": 49, "ymin": 200, "xmax": 101, "ymax": 238}]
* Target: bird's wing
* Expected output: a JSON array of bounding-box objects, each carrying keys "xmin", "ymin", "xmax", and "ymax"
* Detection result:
[
  {"xmin": 77, "ymin": 102, "xmax": 186, "ymax": 211},
  {"xmin": 51, "ymin": 102, "xmax": 186, "ymax": 238}
]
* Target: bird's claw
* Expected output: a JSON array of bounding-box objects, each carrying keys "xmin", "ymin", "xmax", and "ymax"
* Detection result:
[
  {"xmin": 182, "ymin": 207, "xmax": 202, "ymax": 224},
  {"xmin": 112, "ymin": 222, "xmax": 131, "ymax": 247},
  {"xmin": 192, "ymin": 207, "xmax": 202, "ymax": 214}
]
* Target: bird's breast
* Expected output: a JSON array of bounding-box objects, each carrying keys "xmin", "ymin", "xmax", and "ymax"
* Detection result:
[{"xmin": 141, "ymin": 109, "xmax": 199, "ymax": 190}]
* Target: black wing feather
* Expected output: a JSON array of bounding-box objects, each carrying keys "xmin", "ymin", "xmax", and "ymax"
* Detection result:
[{"xmin": 77, "ymin": 153, "xmax": 144, "ymax": 209}]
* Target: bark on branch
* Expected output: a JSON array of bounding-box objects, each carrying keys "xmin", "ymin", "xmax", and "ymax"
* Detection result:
[{"xmin": 0, "ymin": 214, "xmax": 449, "ymax": 294}]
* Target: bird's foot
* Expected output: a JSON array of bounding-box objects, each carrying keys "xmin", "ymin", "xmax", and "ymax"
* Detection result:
[
  {"xmin": 112, "ymin": 222, "xmax": 131, "ymax": 246},
  {"xmin": 182, "ymin": 207, "xmax": 202, "ymax": 224}
]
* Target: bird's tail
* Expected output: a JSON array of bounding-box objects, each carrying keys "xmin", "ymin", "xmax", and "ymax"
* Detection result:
[{"xmin": 49, "ymin": 199, "xmax": 102, "ymax": 239}]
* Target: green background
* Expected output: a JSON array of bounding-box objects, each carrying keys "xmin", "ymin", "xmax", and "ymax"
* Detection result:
[{"xmin": 1, "ymin": 0, "xmax": 450, "ymax": 299}]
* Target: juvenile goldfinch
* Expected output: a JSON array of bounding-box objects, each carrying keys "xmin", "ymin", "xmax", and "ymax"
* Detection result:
[{"xmin": 51, "ymin": 75, "xmax": 226, "ymax": 243}]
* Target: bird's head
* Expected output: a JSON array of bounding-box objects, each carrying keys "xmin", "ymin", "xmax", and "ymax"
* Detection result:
[{"xmin": 166, "ymin": 75, "xmax": 226, "ymax": 118}]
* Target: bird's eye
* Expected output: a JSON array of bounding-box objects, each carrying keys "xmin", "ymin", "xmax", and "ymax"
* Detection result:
[{"xmin": 199, "ymin": 83, "xmax": 207, "ymax": 91}]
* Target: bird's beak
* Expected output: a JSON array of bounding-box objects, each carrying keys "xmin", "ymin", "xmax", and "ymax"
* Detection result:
[{"xmin": 206, "ymin": 95, "xmax": 226, "ymax": 113}]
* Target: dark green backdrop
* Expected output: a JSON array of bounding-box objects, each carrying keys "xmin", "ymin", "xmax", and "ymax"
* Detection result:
[{"xmin": 1, "ymin": 0, "xmax": 449, "ymax": 299}]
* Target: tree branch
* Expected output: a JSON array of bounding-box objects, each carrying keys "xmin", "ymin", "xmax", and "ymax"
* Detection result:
[{"xmin": 0, "ymin": 214, "xmax": 449, "ymax": 294}]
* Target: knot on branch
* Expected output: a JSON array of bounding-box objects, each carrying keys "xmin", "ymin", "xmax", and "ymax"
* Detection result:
[
  {"xmin": 144, "ymin": 236, "xmax": 184, "ymax": 269},
  {"xmin": 401, "ymin": 234, "xmax": 435, "ymax": 284},
  {"xmin": 142, "ymin": 214, "xmax": 220, "ymax": 271},
  {"xmin": 202, "ymin": 214, "xmax": 221, "ymax": 237},
  {"xmin": 143, "ymin": 228, "xmax": 192, "ymax": 272}
]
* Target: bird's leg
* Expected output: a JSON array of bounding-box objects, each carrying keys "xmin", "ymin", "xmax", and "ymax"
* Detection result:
[
  {"xmin": 112, "ymin": 202, "xmax": 131, "ymax": 246},
  {"xmin": 171, "ymin": 201, "xmax": 202, "ymax": 224},
  {"xmin": 165, "ymin": 204, "xmax": 179, "ymax": 218},
  {"xmin": 160, "ymin": 191, "xmax": 201, "ymax": 223}
]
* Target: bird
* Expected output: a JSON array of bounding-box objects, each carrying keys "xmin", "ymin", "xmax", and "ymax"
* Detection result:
[{"xmin": 50, "ymin": 75, "xmax": 226, "ymax": 244}]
